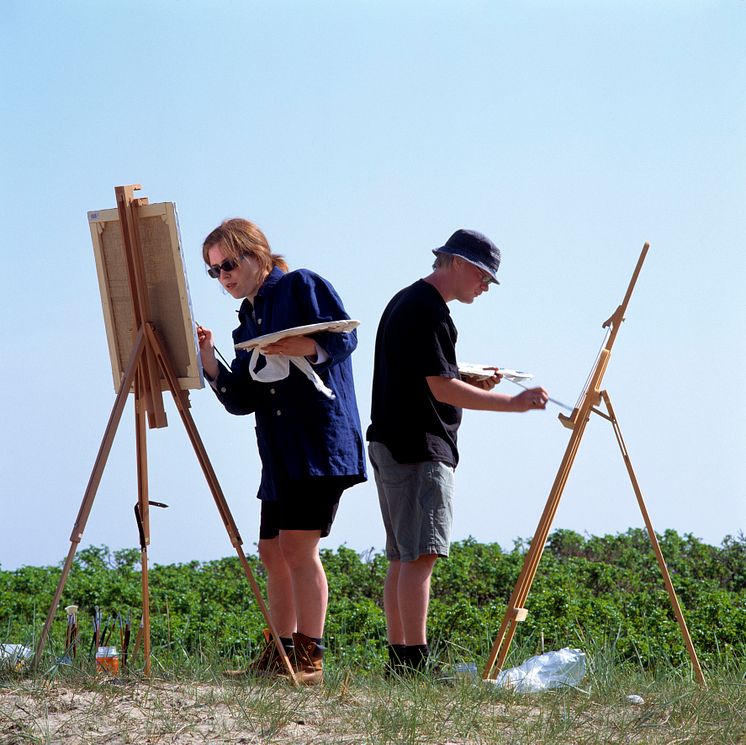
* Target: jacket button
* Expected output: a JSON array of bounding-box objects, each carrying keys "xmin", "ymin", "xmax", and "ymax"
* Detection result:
[
  {"xmin": 276, "ymin": 410, "xmax": 282, "ymax": 416},
  {"xmin": 220, "ymin": 387, "xmax": 227, "ymax": 393},
  {"xmin": 270, "ymin": 388, "xmax": 276, "ymax": 395},
  {"xmin": 257, "ymin": 318, "xmax": 262, "ymax": 325}
]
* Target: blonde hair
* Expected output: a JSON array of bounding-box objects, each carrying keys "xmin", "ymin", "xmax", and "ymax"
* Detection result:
[
  {"xmin": 432, "ymin": 252, "xmax": 456, "ymax": 270},
  {"xmin": 202, "ymin": 218, "xmax": 288, "ymax": 274}
]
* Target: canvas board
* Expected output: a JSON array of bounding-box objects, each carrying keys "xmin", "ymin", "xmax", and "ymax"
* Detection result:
[{"xmin": 88, "ymin": 201, "xmax": 204, "ymax": 392}]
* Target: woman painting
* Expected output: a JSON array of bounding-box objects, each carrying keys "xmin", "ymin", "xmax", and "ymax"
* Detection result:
[{"xmin": 197, "ymin": 218, "xmax": 366, "ymax": 684}]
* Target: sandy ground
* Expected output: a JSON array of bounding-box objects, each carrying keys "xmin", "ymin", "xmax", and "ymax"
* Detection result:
[
  {"xmin": 2, "ymin": 673, "xmax": 732, "ymax": 745},
  {"xmin": 0, "ymin": 676, "xmax": 499, "ymax": 745},
  {"xmin": 1, "ymin": 678, "xmax": 340, "ymax": 744}
]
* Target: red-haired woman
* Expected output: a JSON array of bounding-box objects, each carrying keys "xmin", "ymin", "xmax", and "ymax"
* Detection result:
[{"xmin": 197, "ymin": 218, "xmax": 366, "ymax": 684}]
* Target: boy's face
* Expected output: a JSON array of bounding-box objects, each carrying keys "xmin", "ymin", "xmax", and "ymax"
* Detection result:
[{"xmin": 453, "ymin": 257, "xmax": 493, "ymax": 304}]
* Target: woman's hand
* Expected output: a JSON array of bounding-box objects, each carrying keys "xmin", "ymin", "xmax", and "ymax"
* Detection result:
[
  {"xmin": 196, "ymin": 324, "xmax": 213, "ymax": 349},
  {"xmin": 196, "ymin": 324, "xmax": 219, "ymax": 379},
  {"xmin": 262, "ymin": 335, "xmax": 317, "ymax": 359}
]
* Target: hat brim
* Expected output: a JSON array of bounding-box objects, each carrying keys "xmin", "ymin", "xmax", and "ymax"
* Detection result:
[{"xmin": 433, "ymin": 247, "xmax": 500, "ymax": 284}]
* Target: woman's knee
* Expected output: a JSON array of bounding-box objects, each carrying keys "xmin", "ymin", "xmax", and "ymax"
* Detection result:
[
  {"xmin": 278, "ymin": 531, "xmax": 321, "ymax": 569},
  {"xmin": 258, "ymin": 537, "xmax": 285, "ymax": 570}
]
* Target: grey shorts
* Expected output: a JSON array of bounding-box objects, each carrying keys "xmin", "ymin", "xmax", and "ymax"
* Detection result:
[{"xmin": 368, "ymin": 441, "xmax": 455, "ymax": 562}]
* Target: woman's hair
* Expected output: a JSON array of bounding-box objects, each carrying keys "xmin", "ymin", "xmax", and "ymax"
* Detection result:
[{"xmin": 202, "ymin": 218, "xmax": 288, "ymax": 273}]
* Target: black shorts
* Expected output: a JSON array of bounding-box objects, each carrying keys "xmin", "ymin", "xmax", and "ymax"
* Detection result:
[{"xmin": 258, "ymin": 476, "xmax": 355, "ymax": 540}]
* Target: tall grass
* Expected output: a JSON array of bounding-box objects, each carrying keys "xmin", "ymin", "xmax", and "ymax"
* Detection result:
[{"xmin": 3, "ymin": 635, "xmax": 744, "ymax": 744}]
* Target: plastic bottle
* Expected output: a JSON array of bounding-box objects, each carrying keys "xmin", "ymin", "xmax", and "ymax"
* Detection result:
[{"xmin": 454, "ymin": 662, "xmax": 478, "ymax": 679}]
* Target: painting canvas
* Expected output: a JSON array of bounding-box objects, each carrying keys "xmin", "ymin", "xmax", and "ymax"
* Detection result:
[{"xmin": 88, "ymin": 200, "xmax": 204, "ymax": 392}]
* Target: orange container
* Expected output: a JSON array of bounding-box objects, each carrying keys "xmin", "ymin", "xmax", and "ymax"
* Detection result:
[{"xmin": 96, "ymin": 646, "xmax": 119, "ymax": 675}]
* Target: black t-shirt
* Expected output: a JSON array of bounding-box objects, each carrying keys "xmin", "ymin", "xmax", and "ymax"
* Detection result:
[{"xmin": 367, "ymin": 279, "xmax": 462, "ymax": 466}]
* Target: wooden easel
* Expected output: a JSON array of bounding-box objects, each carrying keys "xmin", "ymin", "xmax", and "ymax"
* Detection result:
[
  {"xmin": 482, "ymin": 242, "xmax": 706, "ymax": 687},
  {"xmin": 33, "ymin": 185, "xmax": 297, "ymax": 684}
]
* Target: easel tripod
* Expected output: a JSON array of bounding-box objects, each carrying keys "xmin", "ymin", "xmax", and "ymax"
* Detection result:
[
  {"xmin": 482, "ymin": 243, "xmax": 706, "ymax": 687},
  {"xmin": 33, "ymin": 185, "xmax": 297, "ymax": 683}
]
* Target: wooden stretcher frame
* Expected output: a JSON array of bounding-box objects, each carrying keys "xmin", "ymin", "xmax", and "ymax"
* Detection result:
[{"xmin": 482, "ymin": 242, "xmax": 706, "ymax": 687}]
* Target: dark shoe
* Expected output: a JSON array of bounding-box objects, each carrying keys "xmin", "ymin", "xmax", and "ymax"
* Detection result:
[{"xmin": 291, "ymin": 632, "xmax": 324, "ymax": 685}]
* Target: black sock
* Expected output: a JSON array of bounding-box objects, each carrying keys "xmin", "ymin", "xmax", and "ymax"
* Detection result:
[
  {"xmin": 280, "ymin": 637, "xmax": 294, "ymax": 650},
  {"xmin": 387, "ymin": 644, "xmax": 407, "ymax": 666},
  {"xmin": 404, "ymin": 644, "xmax": 429, "ymax": 670}
]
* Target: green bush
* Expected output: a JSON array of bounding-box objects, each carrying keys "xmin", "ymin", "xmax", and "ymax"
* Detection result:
[{"xmin": 1, "ymin": 530, "xmax": 744, "ymax": 671}]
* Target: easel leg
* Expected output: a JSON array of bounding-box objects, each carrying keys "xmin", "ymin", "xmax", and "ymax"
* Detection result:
[
  {"xmin": 140, "ymin": 550, "xmax": 150, "ymax": 675},
  {"xmin": 145, "ymin": 325, "xmax": 298, "ymax": 684},
  {"xmin": 483, "ymin": 412, "xmax": 592, "ymax": 679},
  {"xmin": 176, "ymin": 398, "xmax": 297, "ymax": 682},
  {"xmin": 601, "ymin": 392, "xmax": 706, "ymax": 686},
  {"xmin": 135, "ymin": 378, "xmax": 152, "ymax": 676},
  {"xmin": 33, "ymin": 330, "xmax": 146, "ymax": 670}
]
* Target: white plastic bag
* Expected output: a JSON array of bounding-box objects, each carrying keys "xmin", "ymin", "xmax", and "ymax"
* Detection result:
[
  {"xmin": 0, "ymin": 643, "xmax": 32, "ymax": 670},
  {"xmin": 487, "ymin": 647, "xmax": 586, "ymax": 692}
]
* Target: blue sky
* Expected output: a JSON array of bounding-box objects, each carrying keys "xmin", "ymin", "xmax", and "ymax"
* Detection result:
[{"xmin": 1, "ymin": 1, "xmax": 744, "ymax": 571}]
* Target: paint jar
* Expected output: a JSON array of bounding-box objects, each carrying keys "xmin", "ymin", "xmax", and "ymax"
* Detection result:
[{"xmin": 96, "ymin": 646, "xmax": 119, "ymax": 675}]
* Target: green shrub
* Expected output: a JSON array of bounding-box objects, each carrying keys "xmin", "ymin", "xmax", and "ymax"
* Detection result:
[{"xmin": 1, "ymin": 531, "xmax": 743, "ymax": 672}]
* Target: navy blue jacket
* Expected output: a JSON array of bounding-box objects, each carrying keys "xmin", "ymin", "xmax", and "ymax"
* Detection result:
[{"xmin": 210, "ymin": 267, "xmax": 366, "ymax": 500}]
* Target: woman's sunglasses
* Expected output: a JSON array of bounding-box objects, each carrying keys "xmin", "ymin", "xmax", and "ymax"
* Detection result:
[{"xmin": 207, "ymin": 258, "xmax": 241, "ymax": 278}]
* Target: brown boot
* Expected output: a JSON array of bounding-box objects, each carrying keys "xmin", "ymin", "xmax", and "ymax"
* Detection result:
[
  {"xmin": 224, "ymin": 629, "xmax": 293, "ymax": 678},
  {"xmin": 291, "ymin": 632, "xmax": 324, "ymax": 685}
]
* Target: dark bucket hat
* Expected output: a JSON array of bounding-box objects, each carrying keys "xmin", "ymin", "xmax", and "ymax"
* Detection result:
[{"xmin": 432, "ymin": 229, "xmax": 501, "ymax": 283}]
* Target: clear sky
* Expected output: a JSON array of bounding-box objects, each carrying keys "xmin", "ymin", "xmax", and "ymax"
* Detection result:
[{"xmin": 1, "ymin": 1, "xmax": 744, "ymax": 571}]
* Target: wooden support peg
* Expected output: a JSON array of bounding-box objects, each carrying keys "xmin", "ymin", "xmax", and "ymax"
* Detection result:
[{"xmin": 511, "ymin": 607, "xmax": 529, "ymax": 622}]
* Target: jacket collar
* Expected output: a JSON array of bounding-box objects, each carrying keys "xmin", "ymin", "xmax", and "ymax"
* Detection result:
[{"xmin": 238, "ymin": 266, "xmax": 285, "ymax": 319}]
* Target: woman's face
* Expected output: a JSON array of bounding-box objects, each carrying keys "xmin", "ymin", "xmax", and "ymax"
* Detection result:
[{"xmin": 207, "ymin": 243, "xmax": 266, "ymax": 301}]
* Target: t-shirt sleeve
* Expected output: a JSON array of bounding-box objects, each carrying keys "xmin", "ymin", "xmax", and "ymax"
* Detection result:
[
  {"xmin": 418, "ymin": 315, "xmax": 458, "ymax": 378},
  {"xmin": 391, "ymin": 300, "xmax": 458, "ymax": 380}
]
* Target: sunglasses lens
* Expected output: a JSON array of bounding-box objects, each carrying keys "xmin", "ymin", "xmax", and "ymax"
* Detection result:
[{"xmin": 207, "ymin": 259, "xmax": 238, "ymax": 278}]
